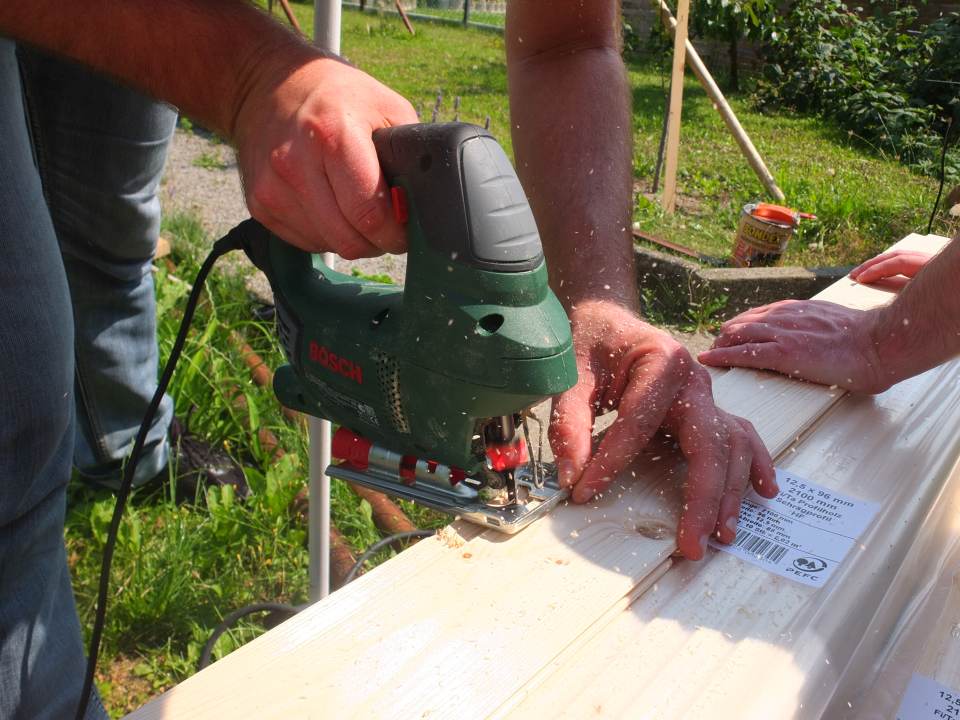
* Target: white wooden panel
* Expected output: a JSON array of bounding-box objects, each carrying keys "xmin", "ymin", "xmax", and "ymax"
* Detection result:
[{"xmin": 504, "ymin": 359, "xmax": 960, "ymax": 720}]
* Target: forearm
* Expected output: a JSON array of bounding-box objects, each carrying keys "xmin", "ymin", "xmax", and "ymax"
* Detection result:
[
  {"xmin": 871, "ymin": 234, "xmax": 960, "ymax": 385},
  {"xmin": 0, "ymin": 0, "xmax": 317, "ymax": 139},
  {"xmin": 505, "ymin": 1, "xmax": 636, "ymax": 312}
]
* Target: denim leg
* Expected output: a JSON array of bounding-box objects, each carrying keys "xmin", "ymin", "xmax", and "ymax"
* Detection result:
[
  {"xmin": 0, "ymin": 40, "xmax": 107, "ymax": 720},
  {"xmin": 18, "ymin": 48, "xmax": 178, "ymax": 489}
]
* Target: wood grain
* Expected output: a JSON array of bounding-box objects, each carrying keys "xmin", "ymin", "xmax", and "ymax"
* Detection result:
[
  {"xmin": 827, "ymin": 458, "xmax": 960, "ymax": 719},
  {"xmin": 503, "ymin": 358, "xmax": 960, "ymax": 720}
]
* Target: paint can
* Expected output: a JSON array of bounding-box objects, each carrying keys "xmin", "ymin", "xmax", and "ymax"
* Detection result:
[{"xmin": 731, "ymin": 203, "xmax": 802, "ymax": 267}]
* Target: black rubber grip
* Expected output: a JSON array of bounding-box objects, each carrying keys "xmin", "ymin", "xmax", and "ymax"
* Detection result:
[{"xmin": 373, "ymin": 123, "xmax": 543, "ymax": 273}]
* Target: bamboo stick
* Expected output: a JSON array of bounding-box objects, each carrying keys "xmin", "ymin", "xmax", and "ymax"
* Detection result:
[
  {"xmin": 656, "ymin": 0, "xmax": 786, "ymax": 202},
  {"xmin": 660, "ymin": 0, "xmax": 689, "ymax": 214}
]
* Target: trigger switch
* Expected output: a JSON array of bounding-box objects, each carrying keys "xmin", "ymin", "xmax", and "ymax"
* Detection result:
[{"xmin": 391, "ymin": 186, "xmax": 409, "ymax": 224}]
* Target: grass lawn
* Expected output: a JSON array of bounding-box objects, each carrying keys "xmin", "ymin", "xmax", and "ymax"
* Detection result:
[
  {"xmin": 276, "ymin": 1, "xmax": 954, "ymax": 266},
  {"xmin": 68, "ymin": 5, "xmax": 956, "ymax": 716}
]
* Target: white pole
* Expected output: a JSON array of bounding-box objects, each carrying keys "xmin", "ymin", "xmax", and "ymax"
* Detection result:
[
  {"xmin": 315, "ymin": 0, "xmax": 342, "ymax": 54},
  {"xmin": 308, "ymin": 0, "xmax": 342, "ymax": 603}
]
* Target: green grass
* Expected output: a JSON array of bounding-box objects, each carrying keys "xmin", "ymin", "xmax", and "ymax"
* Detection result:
[
  {"xmin": 191, "ymin": 150, "xmax": 229, "ymax": 170},
  {"xmin": 264, "ymin": 1, "xmax": 511, "ymax": 132},
  {"xmin": 629, "ymin": 65, "xmax": 955, "ymax": 266},
  {"xmin": 268, "ymin": 2, "xmax": 955, "ymax": 266}
]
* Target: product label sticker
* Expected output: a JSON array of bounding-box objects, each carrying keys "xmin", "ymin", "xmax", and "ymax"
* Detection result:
[
  {"xmin": 710, "ymin": 468, "xmax": 879, "ymax": 587},
  {"xmin": 896, "ymin": 673, "xmax": 960, "ymax": 719}
]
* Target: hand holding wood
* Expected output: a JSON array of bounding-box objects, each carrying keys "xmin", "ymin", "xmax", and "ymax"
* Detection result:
[
  {"xmin": 699, "ymin": 299, "xmax": 888, "ymax": 393},
  {"xmin": 849, "ymin": 249, "xmax": 934, "ymax": 284},
  {"xmin": 550, "ymin": 300, "xmax": 776, "ymax": 560}
]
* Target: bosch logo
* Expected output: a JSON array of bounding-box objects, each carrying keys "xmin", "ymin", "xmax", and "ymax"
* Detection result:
[
  {"xmin": 309, "ymin": 341, "xmax": 363, "ymax": 384},
  {"xmin": 793, "ymin": 557, "xmax": 827, "ymax": 573}
]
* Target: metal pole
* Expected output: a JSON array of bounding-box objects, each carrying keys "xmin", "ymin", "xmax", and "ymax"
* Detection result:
[
  {"xmin": 462, "ymin": 0, "xmax": 471, "ymax": 26},
  {"xmin": 309, "ymin": 0, "xmax": 341, "ymax": 603},
  {"xmin": 315, "ymin": 0, "xmax": 342, "ymax": 55}
]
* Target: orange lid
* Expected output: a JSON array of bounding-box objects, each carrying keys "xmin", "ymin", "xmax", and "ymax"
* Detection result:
[{"xmin": 752, "ymin": 203, "xmax": 799, "ymax": 226}]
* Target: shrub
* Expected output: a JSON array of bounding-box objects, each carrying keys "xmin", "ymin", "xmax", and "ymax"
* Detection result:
[
  {"xmin": 757, "ymin": 1, "xmax": 959, "ymax": 181},
  {"xmin": 691, "ymin": 0, "xmax": 776, "ymax": 90}
]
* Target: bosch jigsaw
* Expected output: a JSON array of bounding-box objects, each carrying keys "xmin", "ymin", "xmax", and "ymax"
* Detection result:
[{"xmin": 236, "ymin": 122, "xmax": 577, "ymax": 533}]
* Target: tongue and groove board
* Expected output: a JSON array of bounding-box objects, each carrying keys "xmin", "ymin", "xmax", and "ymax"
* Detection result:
[
  {"xmin": 501, "ymin": 233, "xmax": 957, "ymax": 720},
  {"xmin": 501, "ymin": 357, "xmax": 960, "ymax": 720},
  {"xmin": 820, "ymin": 422, "xmax": 960, "ymax": 720},
  {"xmin": 126, "ymin": 233, "xmax": 951, "ymax": 720}
]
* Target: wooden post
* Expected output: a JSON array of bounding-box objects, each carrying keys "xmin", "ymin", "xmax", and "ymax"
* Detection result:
[
  {"xmin": 395, "ymin": 0, "xmax": 415, "ymax": 35},
  {"xmin": 661, "ymin": 0, "xmax": 690, "ymax": 214},
  {"xmin": 463, "ymin": 0, "xmax": 471, "ymax": 26},
  {"xmin": 656, "ymin": 0, "xmax": 785, "ymax": 202},
  {"xmin": 277, "ymin": 0, "xmax": 304, "ymax": 36}
]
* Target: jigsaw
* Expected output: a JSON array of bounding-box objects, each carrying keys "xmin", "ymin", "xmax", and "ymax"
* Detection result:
[{"xmin": 236, "ymin": 122, "xmax": 578, "ymax": 533}]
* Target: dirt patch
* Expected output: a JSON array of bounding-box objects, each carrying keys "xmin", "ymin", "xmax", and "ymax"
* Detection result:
[
  {"xmin": 97, "ymin": 655, "xmax": 157, "ymax": 717},
  {"xmin": 639, "ymin": 190, "xmax": 708, "ymax": 216}
]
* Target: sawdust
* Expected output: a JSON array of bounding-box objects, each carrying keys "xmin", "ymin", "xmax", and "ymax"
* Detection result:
[{"xmin": 436, "ymin": 526, "xmax": 467, "ymax": 548}]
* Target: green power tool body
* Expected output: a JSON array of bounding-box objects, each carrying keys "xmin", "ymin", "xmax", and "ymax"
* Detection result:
[{"xmin": 237, "ymin": 122, "xmax": 577, "ymax": 533}]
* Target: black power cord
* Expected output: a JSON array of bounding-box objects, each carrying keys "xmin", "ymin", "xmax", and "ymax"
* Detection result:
[
  {"xmin": 196, "ymin": 529, "xmax": 437, "ymax": 672},
  {"xmin": 73, "ymin": 220, "xmax": 435, "ymax": 713},
  {"xmin": 344, "ymin": 529, "xmax": 437, "ymax": 584},
  {"xmin": 198, "ymin": 602, "xmax": 304, "ymax": 670},
  {"xmin": 75, "ymin": 231, "xmax": 242, "ymax": 720},
  {"xmin": 927, "ymin": 115, "xmax": 955, "ymax": 236}
]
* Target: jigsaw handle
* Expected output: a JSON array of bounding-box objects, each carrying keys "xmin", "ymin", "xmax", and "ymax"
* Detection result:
[
  {"xmin": 372, "ymin": 122, "xmax": 544, "ymax": 274},
  {"xmin": 237, "ymin": 123, "xmax": 547, "ymax": 304}
]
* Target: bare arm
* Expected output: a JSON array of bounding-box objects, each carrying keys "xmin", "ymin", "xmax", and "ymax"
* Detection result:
[
  {"xmin": 0, "ymin": 0, "xmax": 304, "ymax": 138},
  {"xmin": 505, "ymin": 1, "xmax": 635, "ymax": 309},
  {"xmin": 701, "ymin": 235, "xmax": 960, "ymax": 393},
  {"xmin": 506, "ymin": 1, "xmax": 776, "ymax": 560},
  {"xmin": 0, "ymin": 1, "xmax": 418, "ymax": 256},
  {"xmin": 870, "ymin": 235, "xmax": 960, "ymax": 387}
]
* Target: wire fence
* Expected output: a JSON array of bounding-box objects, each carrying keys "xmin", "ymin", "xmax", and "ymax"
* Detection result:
[{"xmin": 343, "ymin": 0, "xmax": 506, "ymax": 31}]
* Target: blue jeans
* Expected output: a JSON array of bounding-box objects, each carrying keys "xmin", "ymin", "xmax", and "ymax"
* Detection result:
[
  {"xmin": 0, "ymin": 41, "xmax": 175, "ymax": 718},
  {"xmin": 18, "ymin": 46, "xmax": 177, "ymax": 490}
]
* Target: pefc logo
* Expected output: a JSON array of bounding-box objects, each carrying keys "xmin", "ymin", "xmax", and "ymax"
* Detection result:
[
  {"xmin": 793, "ymin": 557, "xmax": 827, "ymax": 573},
  {"xmin": 309, "ymin": 341, "xmax": 363, "ymax": 385}
]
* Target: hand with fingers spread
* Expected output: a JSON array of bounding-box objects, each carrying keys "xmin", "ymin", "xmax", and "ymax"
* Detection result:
[
  {"xmin": 698, "ymin": 300, "xmax": 888, "ymax": 393},
  {"xmin": 234, "ymin": 55, "xmax": 418, "ymax": 258},
  {"xmin": 701, "ymin": 236, "xmax": 960, "ymax": 394},
  {"xmin": 849, "ymin": 249, "xmax": 934, "ymax": 284},
  {"xmin": 550, "ymin": 301, "xmax": 778, "ymax": 560}
]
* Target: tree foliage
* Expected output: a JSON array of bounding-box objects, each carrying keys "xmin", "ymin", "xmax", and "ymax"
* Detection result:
[
  {"xmin": 756, "ymin": 0, "xmax": 959, "ymax": 180},
  {"xmin": 690, "ymin": 0, "xmax": 775, "ymax": 90}
]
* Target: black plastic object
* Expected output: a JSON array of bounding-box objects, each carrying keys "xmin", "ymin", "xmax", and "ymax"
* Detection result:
[{"xmin": 372, "ymin": 123, "xmax": 543, "ymax": 272}]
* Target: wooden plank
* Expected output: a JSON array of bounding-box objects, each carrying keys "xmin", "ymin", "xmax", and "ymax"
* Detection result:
[
  {"xmin": 822, "ymin": 463, "xmax": 960, "ymax": 718},
  {"xmin": 126, "ymin": 366, "xmax": 838, "ymax": 719},
  {"xmin": 660, "ymin": 0, "xmax": 689, "ymax": 214},
  {"xmin": 126, "ymin": 234, "xmax": 948, "ymax": 719},
  {"xmin": 503, "ymin": 358, "xmax": 960, "ymax": 720},
  {"xmin": 501, "ymin": 233, "xmax": 958, "ymax": 720}
]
